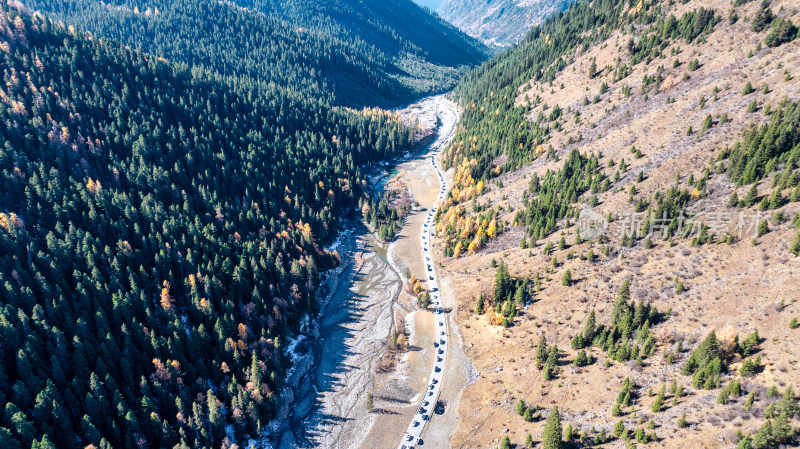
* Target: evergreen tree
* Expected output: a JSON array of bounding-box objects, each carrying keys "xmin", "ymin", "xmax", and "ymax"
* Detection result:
[
  {"xmin": 728, "ymin": 191, "xmax": 740, "ymax": 207},
  {"xmin": 516, "ymin": 399, "xmax": 528, "ymax": 416},
  {"xmin": 677, "ymin": 412, "xmax": 688, "ymax": 428},
  {"xmin": 494, "ymin": 261, "xmax": 512, "ymax": 301},
  {"xmin": 535, "ymin": 335, "xmax": 548, "ymax": 368},
  {"xmin": 652, "ymin": 385, "xmax": 665, "ymax": 412},
  {"xmin": 583, "ymin": 309, "xmax": 597, "ymax": 342},
  {"xmin": 613, "ymin": 420, "xmax": 626, "ymax": 438},
  {"xmin": 542, "ymin": 407, "xmax": 564, "ymax": 449},
  {"xmin": 523, "ymin": 407, "xmax": 534, "ymax": 422},
  {"xmin": 561, "ymin": 269, "xmax": 572, "ymax": 286},
  {"xmin": 744, "ymin": 185, "xmax": 760, "ymax": 206}
]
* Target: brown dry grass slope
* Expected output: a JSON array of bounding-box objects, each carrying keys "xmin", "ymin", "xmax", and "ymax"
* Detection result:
[{"xmin": 438, "ymin": 0, "xmax": 800, "ymax": 447}]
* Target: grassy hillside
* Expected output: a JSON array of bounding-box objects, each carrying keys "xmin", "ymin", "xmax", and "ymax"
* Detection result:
[
  {"xmin": 436, "ymin": 0, "xmax": 800, "ymax": 447},
  {"xmin": 0, "ymin": 3, "xmax": 415, "ymax": 448},
  {"xmin": 22, "ymin": 0, "xmax": 490, "ymax": 107}
]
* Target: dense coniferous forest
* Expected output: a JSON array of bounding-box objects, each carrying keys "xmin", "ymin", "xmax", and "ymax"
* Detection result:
[
  {"xmin": 726, "ymin": 99, "xmax": 800, "ymax": 186},
  {"xmin": 0, "ymin": 3, "xmax": 418, "ymax": 447},
  {"xmin": 515, "ymin": 149, "xmax": 605, "ymax": 242},
  {"xmin": 20, "ymin": 0, "xmax": 490, "ymax": 107}
]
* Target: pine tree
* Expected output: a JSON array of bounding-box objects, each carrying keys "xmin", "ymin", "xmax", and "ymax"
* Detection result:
[
  {"xmin": 652, "ymin": 385, "xmax": 665, "ymax": 412},
  {"xmin": 677, "ymin": 412, "xmax": 688, "ymax": 428},
  {"xmin": 583, "ymin": 309, "xmax": 596, "ymax": 342},
  {"xmin": 206, "ymin": 390, "xmax": 225, "ymax": 441},
  {"xmin": 612, "ymin": 280, "xmax": 631, "ymax": 326},
  {"xmin": 634, "ymin": 427, "xmax": 647, "ymax": 443},
  {"xmin": 683, "ymin": 330, "xmax": 722, "ymax": 375},
  {"xmin": 757, "ymin": 219, "xmax": 769, "ymax": 236},
  {"xmin": 728, "ymin": 191, "xmax": 739, "ymax": 207},
  {"xmin": 535, "ymin": 335, "xmax": 548, "ymax": 368},
  {"xmin": 0, "ymin": 428, "xmax": 22, "ymax": 449},
  {"xmin": 516, "ymin": 399, "xmax": 528, "ymax": 416},
  {"xmin": 744, "ymin": 391, "xmax": 756, "ymax": 411},
  {"xmin": 564, "ymin": 423, "xmax": 575, "ymax": 441},
  {"xmin": 544, "ymin": 346, "xmax": 560, "ymax": 378},
  {"xmin": 613, "ymin": 420, "xmax": 626, "ymax": 437},
  {"xmin": 542, "ymin": 407, "xmax": 564, "ymax": 449},
  {"xmin": 574, "ymin": 349, "xmax": 589, "ymax": 367},
  {"xmin": 737, "ymin": 435, "xmax": 752, "ymax": 449},
  {"xmin": 561, "ymin": 269, "xmax": 572, "ymax": 286},
  {"xmin": 523, "ymin": 407, "xmax": 534, "ymax": 422},
  {"xmin": 776, "ymin": 385, "xmax": 798, "ymax": 417},
  {"xmin": 752, "ymin": 419, "xmax": 773, "ymax": 448},
  {"xmin": 768, "ymin": 189, "xmax": 782, "ymax": 209},
  {"xmin": 475, "ymin": 295, "xmax": 485, "ymax": 314},
  {"xmin": 792, "ymin": 230, "xmax": 800, "ymax": 256},
  {"xmin": 751, "ymin": 1, "xmax": 774, "ymax": 32},
  {"xmin": 494, "ymin": 261, "xmax": 511, "ymax": 301},
  {"xmin": 743, "ymin": 184, "xmax": 759, "ymax": 206}
]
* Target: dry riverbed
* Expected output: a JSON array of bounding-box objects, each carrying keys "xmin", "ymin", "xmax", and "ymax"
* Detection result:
[{"xmin": 273, "ymin": 96, "xmax": 471, "ymax": 449}]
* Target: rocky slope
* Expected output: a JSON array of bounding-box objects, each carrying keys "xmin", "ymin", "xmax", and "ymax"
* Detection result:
[{"xmin": 437, "ymin": 0, "xmax": 573, "ymax": 47}]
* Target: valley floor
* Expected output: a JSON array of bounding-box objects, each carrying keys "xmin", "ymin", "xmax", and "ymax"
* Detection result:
[{"xmin": 275, "ymin": 96, "xmax": 467, "ymax": 449}]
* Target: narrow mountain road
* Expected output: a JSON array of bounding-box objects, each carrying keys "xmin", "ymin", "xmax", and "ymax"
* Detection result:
[{"xmin": 397, "ymin": 98, "xmax": 458, "ymax": 449}]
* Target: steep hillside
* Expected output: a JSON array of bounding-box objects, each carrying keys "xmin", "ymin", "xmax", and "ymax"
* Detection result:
[
  {"xmin": 438, "ymin": 0, "xmax": 573, "ymax": 47},
  {"xmin": 437, "ymin": 0, "xmax": 800, "ymax": 447},
  {"xmin": 0, "ymin": 3, "xmax": 415, "ymax": 448},
  {"xmin": 22, "ymin": 0, "xmax": 489, "ymax": 107}
]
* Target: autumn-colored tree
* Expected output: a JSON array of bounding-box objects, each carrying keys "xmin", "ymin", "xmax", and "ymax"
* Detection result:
[
  {"xmin": 396, "ymin": 334, "xmax": 408, "ymax": 350},
  {"xmin": 160, "ymin": 281, "xmax": 175, "ymax": 313}
]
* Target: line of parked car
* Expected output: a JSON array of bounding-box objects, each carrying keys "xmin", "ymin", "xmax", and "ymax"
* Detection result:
[{"xmin": 399, "ymin": 144, "xmax": 449, "ymax": 449}]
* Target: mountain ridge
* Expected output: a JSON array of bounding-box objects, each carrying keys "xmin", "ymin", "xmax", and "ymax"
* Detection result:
[
  {"xmin": 437, "ymin": 0, "xmax": 573, "ymax": 47},
  {"xmin": 21, "ymin": 0, "xmax": 490, "ymax": 107}
]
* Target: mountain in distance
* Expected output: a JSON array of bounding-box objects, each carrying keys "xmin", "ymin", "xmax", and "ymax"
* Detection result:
[
  {"xmin": 412, "ymin": 0, "xmax": 444, "ymax": 9},
  {"xmin": 22, "ymin": 0, "xmax": 490, "ymax": 107},
  {"xmin": 437, "ymin": 0, "xmax": 574, "ymax": 47}
]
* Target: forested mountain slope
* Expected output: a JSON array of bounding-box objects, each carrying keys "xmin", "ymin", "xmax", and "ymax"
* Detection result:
[
  {"xmin": 0, "ymin": 3, "xmax": 415, "ymax": 448},
  {"xmin": 22, "ymin": 0, "xmax": 490, "ymax": 107},
  {"xmin": 436, "ymin": 0, "xmax": 800, "ymax": 447},
  {"xmin": 438, "ymin": 0, "xmax": 574, "ymax": 47}
]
